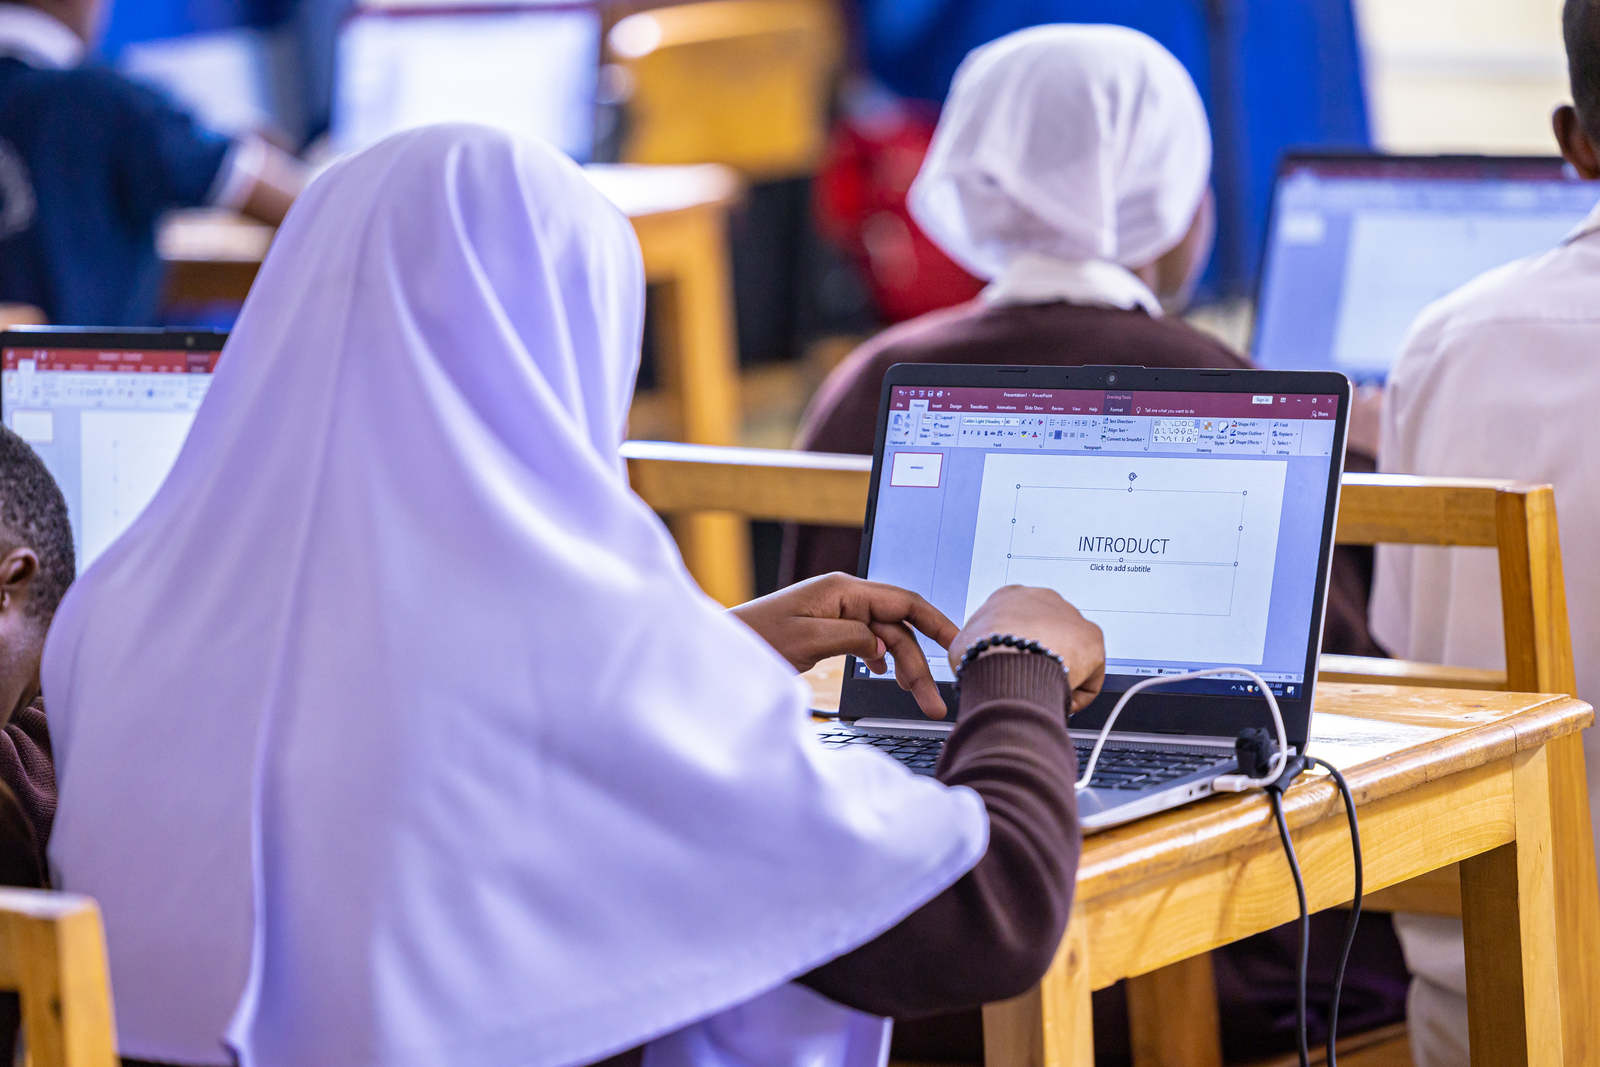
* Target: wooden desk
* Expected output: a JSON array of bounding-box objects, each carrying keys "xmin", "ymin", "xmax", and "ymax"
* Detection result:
[
  {"xmin": 159, "ymin": 163, "xmax": 749, "ymax": 600},
  {"xmin": 802, "ymin": 661, "xmax": 1595, "ymax": 1067}
]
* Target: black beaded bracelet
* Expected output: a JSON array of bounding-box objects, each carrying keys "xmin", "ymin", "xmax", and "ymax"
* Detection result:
[{"xmin": 954, "ymin": 633, "xmax": 1067, "ymax": 685}]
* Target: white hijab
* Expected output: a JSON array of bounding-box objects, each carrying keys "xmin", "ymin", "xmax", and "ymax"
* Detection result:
[
  {"xmin": 908, "ymin": 24, "xmax": 1211, "ymax": 294},
  {"xmin": 44, "ymin": 126, "xmax": 987, "ymax": 1067}
]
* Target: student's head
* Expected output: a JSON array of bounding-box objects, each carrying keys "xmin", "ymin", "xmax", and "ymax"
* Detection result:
[
  {"xmin": 18, "ymin": 0, "xmax": 106, "ymax": 44},
  {"xmin": 1559, "ymin": 0, "xmax": 1600, "ymax": 179},
  {"xmin": 0, "ymin": 427, "xmax": 72, "ymax": 720},
  {"xmin": 908, "ymin": 25, "xmax": 1214, "ymax": 311}
]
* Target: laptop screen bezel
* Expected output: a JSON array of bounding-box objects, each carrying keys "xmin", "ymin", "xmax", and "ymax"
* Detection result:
[
  {"xmin": 0, "ymin": 327, "xmax": 228, "ymax": 357},
  {"xmin": 1, "ymin": 328, "xmax": 229, "ymax": 568},
  {"xmin": 1249, "ymin": 150, "xmax": 1583, "ymax": 375},
  {"xmin": 840, "ymin": 363, "xmax": 1351, "ymax": 752}
]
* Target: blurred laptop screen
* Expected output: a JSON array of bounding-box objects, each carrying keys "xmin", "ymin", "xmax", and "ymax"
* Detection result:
[
  {"xmin": 333, "ymin": 4, "xmax": 600, "ymax": 162},
  {"xmin": 1253, "ymin": 155, "xmax": 1600, "ymax": 381},
  {"xmin": 2, "ymin": 344, "xmax": 220, "ymax": 571}
]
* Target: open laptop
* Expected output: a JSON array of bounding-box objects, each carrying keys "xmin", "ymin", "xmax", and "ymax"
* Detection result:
[
  {"xmin": 815, "ymin": 364, "xmax": 1350, "ymax": 831},
  {"xmin": 1253, "ymin": 153, "xmax": 1600, "ymax": 382},
  {"xmin": 332, "ymin": 4, "xmax": 601, "ymax": 162},
  {"xmin": 0, "ymin": 328, "xmax": 225, "ymax": 573}
]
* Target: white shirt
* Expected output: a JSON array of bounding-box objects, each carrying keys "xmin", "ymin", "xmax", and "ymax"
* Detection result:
[
  {"xmin": 1373, "ymin": 198, "xmax": 1600, "ymax": 713},
  {"xmin": 1371, "ymin": 199, "xmax": 1600, "ymax": 1049}
]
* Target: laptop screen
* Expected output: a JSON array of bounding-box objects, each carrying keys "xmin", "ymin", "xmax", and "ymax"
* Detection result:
[
  {"xmin": 860, "ymin": 384, "xmax": 1340, "ymax": 703},
  {"xmin": 1253, "ymin": 156, "xmax": 1600, "ymax": 381},
  {"xmin": 1, "ymin": 343, "xmax": 219, "ymax": 571},
  {"xmin": 333, "ymin": 5, "xmax": 601, "ymax": 163}
]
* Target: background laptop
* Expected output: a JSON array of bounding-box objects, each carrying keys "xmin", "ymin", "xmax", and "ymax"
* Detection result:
[
  {"xmin": 815, "ymin": 364, "xmax": 1349, "ymax": 831},
  {"xmin": 0, "ymin": 328, "xmax": 224, "ymax": 573},
  {"xmin": 1252, "ymin": 153, "xmax": 1600, "ymax": 382},
  {"xmin": 332, "ymin": 4, "xmax": 601, "ymax": 162}
]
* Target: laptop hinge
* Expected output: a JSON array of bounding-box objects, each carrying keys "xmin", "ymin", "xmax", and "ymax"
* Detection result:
[{"xmin": 850, "ymin": 718, "xmax": 955, "ymax": 734}]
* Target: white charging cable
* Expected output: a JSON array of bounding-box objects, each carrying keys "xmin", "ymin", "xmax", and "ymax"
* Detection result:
[{"xmin": 1074, "ymin": 667, "xmax": 1290, "ymax": 793}]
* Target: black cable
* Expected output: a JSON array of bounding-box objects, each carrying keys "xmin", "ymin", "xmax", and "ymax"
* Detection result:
[
  {"xmin": 1268, "ymin": 788, "xmax": 1311, "ymax": 1067},
  {"xmin": 1309, "ymin": 756, "xmax": 1363, "ymax": 1067}
]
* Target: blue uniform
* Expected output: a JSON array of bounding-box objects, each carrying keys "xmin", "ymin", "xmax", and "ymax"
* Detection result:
[{"xmin": 0, "ymin": 56, "xmax": 230, "ymax": 326}]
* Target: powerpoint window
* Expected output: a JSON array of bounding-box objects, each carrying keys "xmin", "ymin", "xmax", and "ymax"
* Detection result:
[
  {"xmin": 865, "ymin": 386, "xmax": 1339, "ymax": 699},
  {"xmin": 2, "ymin": 346, "xmax": 217, "ymax": 570}
]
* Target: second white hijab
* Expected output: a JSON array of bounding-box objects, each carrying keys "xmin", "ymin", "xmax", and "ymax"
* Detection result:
[{"xmin": 908, "ymin": 24, "xmax": 1212, "ymax": 282}]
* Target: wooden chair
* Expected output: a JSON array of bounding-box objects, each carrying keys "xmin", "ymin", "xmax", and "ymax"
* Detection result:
[
  {"xmin": 0, "ymin": 889, "xmax": 116, "ymax": 1067},
  {"xmin": 606, "ymin": 0, "xmax": 843, "ymax": 182},
  {"xmin": 623, "ymin": 441, "xmax": 1600, "ymax": 1065}
]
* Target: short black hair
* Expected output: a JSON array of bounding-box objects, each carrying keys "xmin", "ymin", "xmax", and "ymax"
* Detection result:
[
  {"xmin": 1566, "ymin": 0, "xmax": 1600, "ymax": 141},
  {"xmin": 0, "ymin": 426, "xmax": 72, "ymax": 619}
]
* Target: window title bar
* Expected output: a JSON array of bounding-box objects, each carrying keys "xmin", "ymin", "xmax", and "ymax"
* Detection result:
[
  {"xmin": 890, "ymin": 387, "xmax": 1341, "ymax": 419},
  {"xmin": 2, "ymin": 348, "xmax": 221, "ymax": 374}
]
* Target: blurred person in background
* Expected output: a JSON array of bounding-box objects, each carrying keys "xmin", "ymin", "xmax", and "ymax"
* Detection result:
[
  {"xmin": 786, "ymin": 25, "xmax": 1236, "ymax": 589},
  {"xmin": 0, "ymin": 0, "xmax": 305, "ymax": 326},
  {"xmin": 1370, "ymin": 2, "xmax": 1600, "ymax": 1064},
  {"xmin": 834, "ymin": 0, "xmax": 1369, "ymax": 304},
  {"xmin": 785, "ymin": 25, "xmax": 1404, "ymax": 1064}
]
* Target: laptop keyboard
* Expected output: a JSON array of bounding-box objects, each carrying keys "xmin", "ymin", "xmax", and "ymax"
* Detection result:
[
  {"xmin": 815, "ymin": 728, "xmax": 1234, "ymax": 786},
  {"xmin": 815, "ymin": 730, "xmax": 944, "ymax": 773},
  {"xmin": 1072, "ymin": 744, "xmax": 1235, "ymax": 790}
]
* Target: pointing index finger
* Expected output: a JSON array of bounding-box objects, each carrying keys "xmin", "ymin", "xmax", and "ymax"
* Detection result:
[{"xmin": 848, "ymin": 580, "xmax": 960, "ymax": 650}]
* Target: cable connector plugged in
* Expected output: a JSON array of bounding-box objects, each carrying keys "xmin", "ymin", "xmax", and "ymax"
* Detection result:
[{"xmin": 1215, "ymin": 728, "xmax": 1307, "ymax": 793}]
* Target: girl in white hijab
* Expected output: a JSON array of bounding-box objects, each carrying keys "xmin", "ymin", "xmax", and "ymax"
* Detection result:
[
  {"xmin": 43, "ymin": 125, "xmax": 1103, "ymax": 1067},
  {"xmin": 909, "ymin": 23, "xmax": 1215, "ymax": 316},
  {"xmin": 787, "ymin": 25, "xmax": 1243, "ymax": 584}
]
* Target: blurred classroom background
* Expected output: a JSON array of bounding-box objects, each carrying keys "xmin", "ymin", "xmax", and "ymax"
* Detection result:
[{"xmin": 44, "ymin": 0, "xmax": 1586, "ymax": 590}]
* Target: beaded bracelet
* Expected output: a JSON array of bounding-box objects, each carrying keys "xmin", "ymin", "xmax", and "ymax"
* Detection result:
[{"xmin": 954, "ymin": 633, "xmax": 1067, "ymax": 685}]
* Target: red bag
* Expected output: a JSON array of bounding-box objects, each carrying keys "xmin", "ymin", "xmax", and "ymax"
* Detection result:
[{"xmin": 814, "ymin": 97, "xmax": 984, "ymax": 323}]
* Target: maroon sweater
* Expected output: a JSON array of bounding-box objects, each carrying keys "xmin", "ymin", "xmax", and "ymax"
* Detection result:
[
  {"xmin": 781, "ymin": 299, "xmax": 1384, "ymax": 658},
  {"xmin": 0, "ymin": 700, "xmax": 56, "ymax": 1057},
  {"xmin": 0, "ymin": 701, "xmax": 55, "ymax": 885},
  {"xmin": 800, "ymin": 651, "xmax": 1079, "ymax": 1015}
]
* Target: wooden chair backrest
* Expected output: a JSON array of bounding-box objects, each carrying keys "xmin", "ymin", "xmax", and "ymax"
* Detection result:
[
  {"xmin": 606, "ymin": 0, "xmax": 842, "ymax": 180},
  {"xmin": 0, "ymin": 890, "xmax": 116, "ymax": 1067},
  {"xmin": 1331, "ymin": 474, "xmax": 1573, "ymax": 694},
  {"xmin": 622, "ymin": 442, "xmax": 1571, "ymax": 694}
]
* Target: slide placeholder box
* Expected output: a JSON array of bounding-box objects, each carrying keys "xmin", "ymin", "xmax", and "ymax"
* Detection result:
[
  {"xmin": 79, "ymin": 409, "xmax": 197, "ymax": 567},
  {"xmin": 964, "ymin": 453, "xmax": 1288, "ymax": 665}
]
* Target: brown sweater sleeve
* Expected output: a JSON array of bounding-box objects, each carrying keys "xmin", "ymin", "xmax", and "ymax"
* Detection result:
[
  {"xmin": 0, "ymin": 701, "xmax": 55, "ymax": 862},
  {"xmin": 798, "ymin": 653, "xmax": 1081, "ymax": 1018}
]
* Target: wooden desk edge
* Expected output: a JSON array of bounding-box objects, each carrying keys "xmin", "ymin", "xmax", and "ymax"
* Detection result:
[{"xmin": 1075, "ymin": 693, "xmax": 1591, "ymax": 898}]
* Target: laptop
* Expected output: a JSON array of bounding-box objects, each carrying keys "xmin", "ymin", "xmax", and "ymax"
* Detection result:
[
  {"xmin": 1252, "ymin": 152, "xmax": 1600, "ymax": 382},
  {"xmin": 815, "ymin": 364, "xmax": 1350, "ymax": 831},
  {"xmin": 0, "ymin": 328, "xmax": 225, "ymax": 573},
  {"xmin": 332, "ymin": 4, "xmax": 601, "ymax": 162}
]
